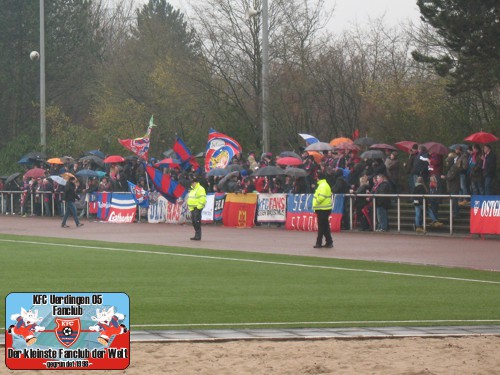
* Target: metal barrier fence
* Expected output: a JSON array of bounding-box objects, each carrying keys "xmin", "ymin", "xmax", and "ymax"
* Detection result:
[
  {"xmin": 345, "ymin": 193, "xmax": 470, "ymax": 235},
  {"xmin": 0, "ymin": 191, "xmax": 472, "ymax": 235}
]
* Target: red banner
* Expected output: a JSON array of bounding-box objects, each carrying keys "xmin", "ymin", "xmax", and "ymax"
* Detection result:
[
  {"xmin": 470, "ymin": 195, "xmax": 500, "ymax": 234},
  {"xmin": 222, "ymin": 193, "xmax": 258, "ymax": 228}
]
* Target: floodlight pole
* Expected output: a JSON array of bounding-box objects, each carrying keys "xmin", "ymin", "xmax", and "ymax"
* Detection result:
[
  {"xmin": 261, "ymin": 0, "xmax": 270, "ymax": 154},
  {"xmin": 40, "ymin": 0, "xmax": 46, "ymax": 152}
]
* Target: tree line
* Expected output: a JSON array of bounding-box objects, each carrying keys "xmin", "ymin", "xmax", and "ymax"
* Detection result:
[{"xmin": 0, "ymin": 0, "xmax": 498, "ymax": 173}]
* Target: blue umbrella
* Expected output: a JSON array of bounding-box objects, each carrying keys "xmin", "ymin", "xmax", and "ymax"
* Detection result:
[
  {"xmin": 18, "ymin": 156, "xmax": 36, "ymax": 165},
  {"xmin": 449, "ymin": 144, "xmax": 468, "ymax": 151},
  {"xmin": 76, "ymin": 169, "xmax": 101, "ymax": 179}
]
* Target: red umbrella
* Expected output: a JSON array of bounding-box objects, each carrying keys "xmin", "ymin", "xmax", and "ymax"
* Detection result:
[
  {"xmin": 276, "ymin": 157, "xmax": 303, "ymax": 166},
  {"xmin": 422, "ymin": 142, "xmax": 449, "ymax": 155},
  {"xmin": 23, "ymin": 168, "xmax": 46, "ymax": 179},
  {"xmin": 154, "ymin": 158, "xmax": 181, "ymax": 169},
  {"xmin": 103, "ymin": 155, "xmax": 125, "ymax": 163},
  {"xmin": 394, "ymin": 141, "xmax": 418, "ymax": 153},
  {"xmin": 369, "ymin": 143, "xmax": 398, "ymax": 151},
  {"xmin": 464, "ymin": 131, "xmax": 499, "ymax": 144}
]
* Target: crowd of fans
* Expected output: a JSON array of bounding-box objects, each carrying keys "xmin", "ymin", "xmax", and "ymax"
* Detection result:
[{"xmin": 0, "ymin": 142, "xmax": 497, "ymax": 232}]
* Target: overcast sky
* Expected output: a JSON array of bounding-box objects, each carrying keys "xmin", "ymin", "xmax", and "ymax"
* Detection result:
[
  {"xmin": 328, "ymin": 0, "xmax": 421, "ymax": 32},
  {"xmin": 132, "ymin": 0, "xmax": 422, "ymax": 33}
]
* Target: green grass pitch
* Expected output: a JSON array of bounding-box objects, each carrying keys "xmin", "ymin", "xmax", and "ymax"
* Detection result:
[{"xmin": 1, "ymin": 233, "xmax": 500, "ymax": 330}]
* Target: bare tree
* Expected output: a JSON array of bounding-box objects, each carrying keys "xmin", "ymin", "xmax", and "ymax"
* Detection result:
[{"xmin": 190, "ymin": 0, "xmax": 333, "ymax": 151}]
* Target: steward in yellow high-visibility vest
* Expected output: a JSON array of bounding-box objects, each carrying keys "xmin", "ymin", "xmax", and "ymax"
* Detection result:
[
  {"xmin": 313, "ymin": 178, "xmax": 333, "ymax": 211},
  {"xmin": 312, "ymin": 173, "xmax": 333, "ymax": 249},
  {"xmin": 187, "ymin": 175, "xmax": 206, "ymax": 240}
]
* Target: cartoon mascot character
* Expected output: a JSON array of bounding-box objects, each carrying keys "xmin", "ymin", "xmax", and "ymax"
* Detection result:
[
  {"xmin": 8, "ymin": 308, "xmax": 45, "ymax": 346},
  {"xmin": 89, "ymin": 307, "xmax": 128, "ymax": 346}
]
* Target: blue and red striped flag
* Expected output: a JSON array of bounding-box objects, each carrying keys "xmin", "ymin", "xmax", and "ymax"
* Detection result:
[
  {"xmin": 146, "ymin": 165, "xmax": 186, "ymax": 203},
  {"xmin": 205, "ymin": 128, "xmax": 242, "ymax": 172},
  {"xmin": 173, "ymin": 136, "xmax": 200, "ymax": 172}
]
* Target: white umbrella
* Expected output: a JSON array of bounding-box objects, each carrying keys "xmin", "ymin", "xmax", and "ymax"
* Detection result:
[
  {"xmin": 49, "ymin": 175, "xmax": 67, "ymax": 186},
  {"xmin": 304, "ymin": 142, "xmax": 333, "ymax": 151}
]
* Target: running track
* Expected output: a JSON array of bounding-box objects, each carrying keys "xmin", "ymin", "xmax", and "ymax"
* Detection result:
[{"xmin": 1, "ymin": 216, "xmax": 499, "ymax": 271}]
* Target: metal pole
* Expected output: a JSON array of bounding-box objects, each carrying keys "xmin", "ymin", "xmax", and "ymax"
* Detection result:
[
  {"xmin": 40, "ymin": 0, "xmax": 46, "ymax": 152},
  {"xmin": 261, "ymin": 0, "xmax": 270, "ymax": 154}
]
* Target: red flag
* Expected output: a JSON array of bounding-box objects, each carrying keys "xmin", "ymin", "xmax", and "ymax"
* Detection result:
[
  {"xmin": 118, "ymin": 116, "xmax": 155, "ymax": 160},
  {"xmin": 352, "ymin": 129, "xmax": 360, "ymax": 140}
]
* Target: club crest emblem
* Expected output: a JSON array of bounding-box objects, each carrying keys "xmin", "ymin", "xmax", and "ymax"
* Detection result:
[
  {"xmin": 55, "ymin": 318, "xmax": 81, "ymax": 347},
  {"xmin": 473, "ymin": 200, "xmax": 480, "ymax": 215}
]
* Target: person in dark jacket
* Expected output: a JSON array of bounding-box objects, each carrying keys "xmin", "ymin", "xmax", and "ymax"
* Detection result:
[
  {"xmin": 373, "ymin": 174, "xmax": 392, "ymax": 231},
  {"xmin": 405, "ymin": 144, "xmax": 419, "ymax": 193},
  {"xmin": 441, "ymin": 152, "xmax": 461, "ymax": 219},
  {"xmin": 412, "ymin": 145, "xmax": 430, "ymax": 185},
  {"xmin": 61, "ymin": 177, "xmax": 83, "ymax": 228},
  {"xmin": 482, "ymin": 144, "xmax": 497, "ymax": 195}
]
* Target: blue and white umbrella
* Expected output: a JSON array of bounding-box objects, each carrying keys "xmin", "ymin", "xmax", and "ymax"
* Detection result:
[{"xmin": 49, "ymin": 175, "xmax": 67, "ymax": 186}]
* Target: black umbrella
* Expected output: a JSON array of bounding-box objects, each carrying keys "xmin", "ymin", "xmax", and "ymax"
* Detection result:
[
  {"xmin": 61, "ymin": 156, "xmax": 75, "ymax": 163},
  {"xmin": 360, "ymin": 150, "xmax": 385, "ymax": 159},
  {"xmin": 253, "ymin": 166, "xmax": 285, "ymax": 176},
  {"xmin": 279, "ymin": 151, "xmax": 302, "ymax": 160},
  {"xmin": 84, "ymin": 150, "xmax": 105, "ymax": 159},
  {"xmin": 354, "ymin": 137, "xmax": 377, "ymax": 146},
  {"xmin": 224, "ymin": 164, "xmax": 244, "ymax": 173},
  {"xmin": 5, "ymin": 172, "xmax": 21, "ymax": 185},
  {"xmin": 284, "ymin": 167, "xmax": 308, "ymax": 177},
  {"xmin": 21, "ymin": 151, "xmax": 47, "ymax": 160},
  {"xmin": 79, "ymin": 155, "xmax": 104, "ymax": 167},
  {"xmin": 369, "ymin": 143, "xmax": 398, "ymax": 151},
  {"xmin": 206, "ymin": 168, "xmax": 230, "ymax": 177}
]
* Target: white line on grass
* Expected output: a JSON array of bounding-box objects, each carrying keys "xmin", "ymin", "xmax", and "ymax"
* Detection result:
[{"xmin": 1, "ymin": 239, "xmax": 500, "ymax": 285}]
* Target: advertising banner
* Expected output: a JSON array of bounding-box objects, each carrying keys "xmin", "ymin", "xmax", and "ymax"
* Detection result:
[
  {"xmin": 106, "ymin": 194, "xmax": 136, "ymax": 223},
  {"xmin": 222, "ymin": 193, "xmax": 257, "ymax": 228},
  {"xmin": 470, "ymin": 195, "xmax": 500, "ymax": 234},
  {"xmin": 164, "ymin": 198, "xmax": 190, "ymax": 224},
  {"xmin": 213, "ymin": 193, "xmax": 226, "ymax": 222},
  {"xmin": 285, "ymin": 193, "xmax": 344, "ymax": 232},
  {"xmin": 92, "ymin": 193, "xmax": 136, "ymax": 223},
  {"xmin": 201, "ymin": 194, "xmax": 215, "ymax": 223},
  {"xmin": 147, "ymin": 192, "xmax": 167, "ymax": 223},
  {"xmin": 257, "ymin": 194, "xmax": 287, "ymax": 223}
]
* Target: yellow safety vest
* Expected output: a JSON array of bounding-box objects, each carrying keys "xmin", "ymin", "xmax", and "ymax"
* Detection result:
[
  {"xmin": 187, "ymin": 182, "xmax": 207, "ymax": 211},
  {"xmin": 312, "ymin": 179, "xmax": 333, "ymax": 211}
]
